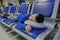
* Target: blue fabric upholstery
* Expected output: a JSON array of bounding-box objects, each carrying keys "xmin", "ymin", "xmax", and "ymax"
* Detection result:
[
  {"xmin": 18, "ymin": 3, "xmax": 29, "ymax": 14},
  {"xmin": 15, "ymin": 22, "xmax": 48, "ymax": 39},
  {"xmin": 32, "ymin": 2, "xmax": 55, "ymax": 17},
  {"xmin": 10, "ymin": 6, "xmax": 16, "ymax": 13},
  {"xmin": 3, "ymin": 6, "xmax": 9, "ymax": 13},
  {"xmin": 3, "ymin": 19, "xmax": 15, "ymax": 25}
]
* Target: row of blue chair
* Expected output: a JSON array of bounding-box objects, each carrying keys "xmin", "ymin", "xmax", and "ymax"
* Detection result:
[
  {"xmin": 1, "ymin": 3, "xmax": 30, "ymax": 27},
  {"xmin": 3, "ymin": 6, "xmax": 16, "ymax": 14},
  {"xmin": 10, "ymin": 1, "xmax": 56, "ymax": 40},
  {"xmin": 3, "ymin": 3, "xmax": 29, "ymax": 14},
  {"xmin": 1, "ymin": 0, "xmax": 59, "ymax": 40}
]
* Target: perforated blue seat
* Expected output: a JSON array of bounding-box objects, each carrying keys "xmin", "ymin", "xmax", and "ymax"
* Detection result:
[
  {"xmin": 3, "ymin": 19, "xmax": 16, "ymax": 25},
  {"xmin": 10, "ymin": 6, "xmax": 16, "ymax": 13},
  {"xmin": 15, "ymin": 1, "xmax": 55, "ymax": 39},
  {"xmin": 4, "ymin": 6, "xmax": 10, "ymax": 13}
]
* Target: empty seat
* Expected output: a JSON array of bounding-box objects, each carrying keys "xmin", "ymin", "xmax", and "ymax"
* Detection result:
[
  {"xmin": 10, "ymin": 6, "xmax": 16, "ymax": 13},
  {"xmin": 18, "ymin": 3, "xmax": 29, "ymax": 14},
  {"xmin": 0, "ymin": 6, "xmax": 10, "ymax": 23},
  {"xmin": 2, "ymin": 6, "xmax": 16, "ymax": 27},
  {"xmin": 3, "ymin": 6, "xmax": 16, "ymax": 20},
  {"xmin": 3, "ymin": 6, "xmax": 10, "ymax": 13}
]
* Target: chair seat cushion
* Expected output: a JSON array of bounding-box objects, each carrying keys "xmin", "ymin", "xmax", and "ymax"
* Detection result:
[
  {"xmin": 15, "ymin": 23, "xmax": 48, "ymax": 39},
  {"xmin": 3, "ymin": 19, "xmax": 15, "ymax": 25}
]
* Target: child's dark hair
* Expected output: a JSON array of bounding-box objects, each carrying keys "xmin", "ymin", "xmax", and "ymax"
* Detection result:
[{"xmin": 35, "ymin": 14, "xmax": 44, "ymax": 23}]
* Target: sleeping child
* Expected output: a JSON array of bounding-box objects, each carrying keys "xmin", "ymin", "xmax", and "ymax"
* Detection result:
[
  {"xmin": 17, "ymin": 13, "xmax": 45, "ymax": 32},
  {"xmin": 0, "ymin": 13, "xmax": 44, "ymax": 32}
]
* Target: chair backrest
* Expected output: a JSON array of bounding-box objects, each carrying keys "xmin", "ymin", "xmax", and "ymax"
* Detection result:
[
  {"xmin": 31, "ymin": 2, "xmax": 55, "ymax": 17},
  {"xmin": 3, "ymin": 6, "xmax": 10, "ymax": 13},
  {"xmin": 18, "ymin": 3, "xmax": 29, "ymax": 14},
  {"xmin": 9, "ymin": 6, "xmax": 16, "ymax": 13}
]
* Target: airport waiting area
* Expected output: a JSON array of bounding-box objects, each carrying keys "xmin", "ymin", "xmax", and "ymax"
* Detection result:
[{"xmin": 0, "ymin": 0, "xmax": 60, "ymax": 40}]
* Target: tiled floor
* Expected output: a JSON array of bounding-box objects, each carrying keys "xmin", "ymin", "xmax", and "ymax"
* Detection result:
[
  {"xmin": 0, "ymin": 24, "xmax": 26, "ymax": 40},
  {"xmin": 0, "ymin": 24, "xmax": 12, "ymax": 40},
  {"xmin": 0, "ymin": 25, "xmax": 18, "ymax": 40}
]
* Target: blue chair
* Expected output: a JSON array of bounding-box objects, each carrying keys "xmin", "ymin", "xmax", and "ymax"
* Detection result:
[
  {"xmin": 2, "ymin": 3, "xmax": 29, "ymax": 27},
  {"xmin": 2, "ymin": 6, "xmax": 16, "ymax": 27},
  {"xmin": 14, "ymin": 1, "xmax": 55, "ymax": 40},
  {"xmin": 0, "ymin": 6, "xmax": 10, "ymax": 23},
  {"xmin": 32, "ymin": 2, "xmax": 54, "ymax": 17},
  {"xmin": 10, "ymin": 6, "xmax": 16, "ymax": 14},
  {"xmin": 4, "ymin": 6, "xmax": 10, "ymax": 13},
  {"xmin": 0, "ymin": 6, "xmax": 10, "ymax": 18},
  {"xmin": 18, "ymin": 3, "xmax": 29, "ymax": 14}
]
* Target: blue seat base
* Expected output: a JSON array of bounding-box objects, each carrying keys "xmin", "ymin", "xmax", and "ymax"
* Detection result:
[
  {"xmin": 3, "ymin": 19, "xmax": 16, "ymax": 25},
  {"xmin": 15, "ymin": 26, "xmax": 48, "ymax": 39}
]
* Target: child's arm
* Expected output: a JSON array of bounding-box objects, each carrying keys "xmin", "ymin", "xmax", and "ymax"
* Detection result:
[
  {"xmin": 17, "ymin": 14, "xmax": 32, "ymax": 32},
  {"xmin": 17, "ymin": 22, "xmax": 32, "ymax": 32},
  {"xmin": 18, "ymin": 14, "xmax": 31, "ymax": 23},
  {"xmin": 25, "ymin": 25, "xmax": 32, "ymax": 32}
]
